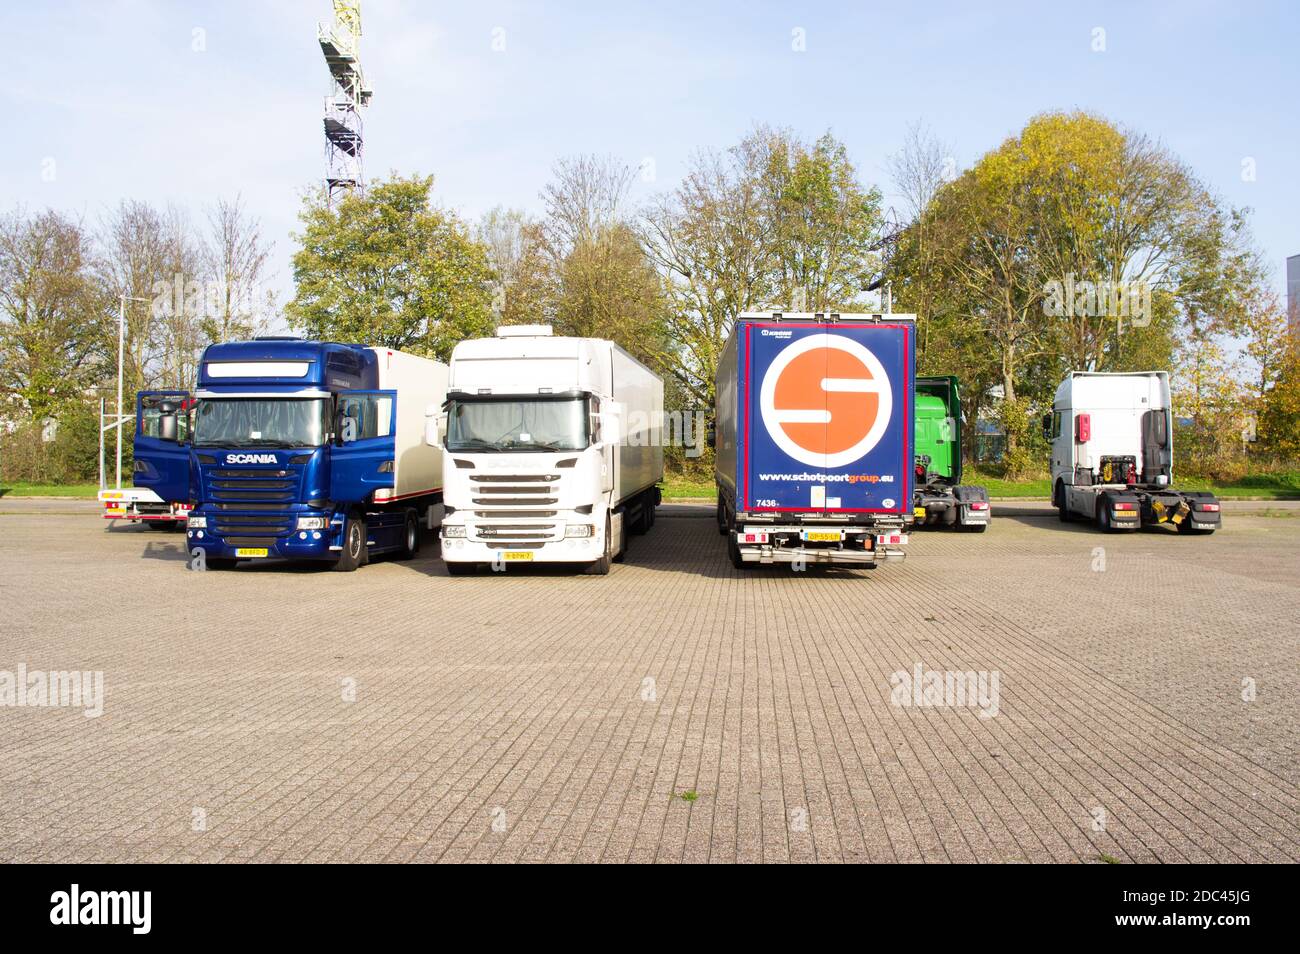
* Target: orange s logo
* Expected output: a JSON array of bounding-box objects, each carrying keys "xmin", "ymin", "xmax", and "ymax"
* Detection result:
[{"xmin": 759, "ymin": 333, "xmax": 893, "ymax": 467}]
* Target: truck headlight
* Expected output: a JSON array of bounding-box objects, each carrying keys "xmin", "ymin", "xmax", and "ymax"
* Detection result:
[
  {"xmin": 187, "ymin": 515, "xmax": 207, "ymax": 529},
  {"xmin": 296, "ymin": 516, "xmax": 328, "ymax": 530},
  {"xmin": 565, "ymin": 524, "xmax": 593, "ymax": 538},
  {"xmin": 443, "ymin": 525, "xmax": 466, "ymax": 538}
]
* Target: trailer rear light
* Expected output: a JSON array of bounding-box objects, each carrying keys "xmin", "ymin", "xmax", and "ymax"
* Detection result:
[
  {"xmin": 742, "ymin": 532, "xmax": 769, "ymax": 544},
  {"xmin": 876, "ymin": 533, "xmax": 908, "ymax": 545},
  {"xmin": 969, "ymin": 502, "xmax": 989, "ymax": 511},
  {"xmin": 1200, "ymin": 503, "xmax": 1220, "ymax": 512},
  {"xmin": 1113, "ymin": 502, "xmax": 1135, "ymax": 511}
]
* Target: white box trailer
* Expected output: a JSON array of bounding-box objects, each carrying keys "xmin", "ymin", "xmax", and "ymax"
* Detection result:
[
  {"xmin": 368, "ymin": 346, "xmax": 447, "ymax": 508},
  {"xmin": 1045, "ymin": 371, "xmax": 1220, "ymax": 534},
  {"xmin": 436, "ymin": 326, "xmax": 664, "ymax": 574}
]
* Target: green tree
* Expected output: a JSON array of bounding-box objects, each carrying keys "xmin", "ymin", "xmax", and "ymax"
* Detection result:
[
  {"xmin": 889, "ymin": 111, "xmax": 1258, "ymax": 473},
  {"xmin": 0, "ymin": 208, "xmax": 108, "ymax": 422},
  {"xmin": 641, "ymin": 126, "xmax": 883, "ymax": 407},
  {"xmin": 287, "ymin": 174, "xmax": 494, "ymax": 359}
]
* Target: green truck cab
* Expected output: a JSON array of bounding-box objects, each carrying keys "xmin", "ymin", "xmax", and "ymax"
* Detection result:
[{"xmin": 913, "ymin": 375, "xmax": 990, "ymax": 532}]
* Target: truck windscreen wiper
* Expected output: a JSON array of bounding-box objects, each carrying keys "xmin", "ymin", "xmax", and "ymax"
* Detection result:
[{"xmin": 448, "ymin": 438, "xmax": 503, "ymax": 451}]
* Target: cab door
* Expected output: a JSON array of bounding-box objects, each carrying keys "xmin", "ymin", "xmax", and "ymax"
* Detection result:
[
  {"xmin": 134, "ymin": 390, "xmax": 193, "ymax": 502},
  {"xmin": 330, "ymin": 390, "xmax": 397, "ymax": 503}
]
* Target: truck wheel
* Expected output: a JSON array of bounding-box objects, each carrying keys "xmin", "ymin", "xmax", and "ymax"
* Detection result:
[
  {"xmin": 334, "ymin": 515, "xmax": 367, "ymax": 572},
  {"xmin": 585, "ymin": 516, "xmax": 613, "ymax": 575},
  {"xmin": 1055, "ymin": 481, "xmax": 1070, "ymax": 522},
  {"xmin": 717, "ymin": 494, "xmax": 729, "ymax": 536},
  {"xmin": 395, "ymin": 512, "xmax": 420, "ymax": 560},
  {"xmin": 613, "ymin": 513, "xmax": 628, "ymax": 563},
  {"xmin": 1097, "ymin": 507, "xmax": 1115, "ymax": 533},
  {"xmin": 727, "ymin": 532, "xmax": 747, "ymax": 570}
]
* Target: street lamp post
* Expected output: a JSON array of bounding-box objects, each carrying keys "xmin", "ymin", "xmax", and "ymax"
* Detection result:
[{"xmin": 114, "ymin": 295, "xmax": 151, "ymax": 489}]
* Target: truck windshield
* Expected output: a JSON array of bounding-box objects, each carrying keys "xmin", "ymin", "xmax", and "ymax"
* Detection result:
[
  {"xmin": 193, "ymin": 398, "xmax": 329, "ymax": 448},
  {"xmin": 446, "ymin": 396, "xmax": 589, "ymax": 452}
]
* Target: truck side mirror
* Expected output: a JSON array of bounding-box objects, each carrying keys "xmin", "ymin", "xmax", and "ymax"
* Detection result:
[
  {"xmin": 425, "ymin": 404, "xmax": 446, "ymax": 447},
  {"xmin": 1040, "ymin": 413, "xmax": 1052, "ymax": 442},
  {"xmin": 598, "ymin": 412, "xmax": 622, "ymax": 446},
  {"xmin": 705, "ymin": 420, "xmax": 716, "ymax": 449}
]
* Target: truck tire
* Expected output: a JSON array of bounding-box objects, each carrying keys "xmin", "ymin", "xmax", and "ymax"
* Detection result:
[
  {"xmin": 726, "ymin": 531, "xmax": 747, "ymax": 570},
  {"xmin": 613, "ymin": 512, "xmax": 628, "ymax": 563},
  {"xmin": 585, "ymin": 515, "xmax": 613, "ymax": 575},
  {"xmin": 1055, "ymin": 481, "xmax": 1070, "ymax": 522},
  {"xmin": 1097, "ymin": 506, "xmax": 1119, "ymax": 533},
  {"xmin": 334, "ymin": 515, "xmax": 367, "ymax": 572},
  {"xmin": 395, "ymin": 512, "xmax": 420, "ymax": 561},
  {"xmin": 717, "ymin": 493, "xmax": 729, "ymax": 536}
]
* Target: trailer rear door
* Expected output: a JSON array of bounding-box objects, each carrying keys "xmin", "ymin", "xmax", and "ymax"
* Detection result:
[{"xmin": 740, "ymin": 322, "xmax": 912, "ymax": 514}]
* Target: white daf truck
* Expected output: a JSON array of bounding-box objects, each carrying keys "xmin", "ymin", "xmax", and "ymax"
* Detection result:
[
  {"xmin": 1044, "ymin": 371, "xmax": 1220, "ymax": 534},
  {"xmin": 434, "ymin": 326, "xmax": 664, "ymax": 574}
]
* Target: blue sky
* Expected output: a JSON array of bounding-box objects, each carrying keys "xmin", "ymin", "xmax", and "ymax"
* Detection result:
[{"xmin": 4, "ymin": 0, "xmax": 1296, "ymax": 310}]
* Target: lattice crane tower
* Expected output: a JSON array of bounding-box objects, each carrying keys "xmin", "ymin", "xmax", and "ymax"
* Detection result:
[{"xmin": 318, "ymin": 0, "xmax": 372, "ymax": 207}]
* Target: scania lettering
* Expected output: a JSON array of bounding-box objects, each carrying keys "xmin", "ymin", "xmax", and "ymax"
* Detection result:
[
  {"xmin": 712, "ymin": 312, "xmax": 916, "ymax": 568},
  {"xmin": 437, "ymin": 326, "xmax": 664, "ymax": 575},
  {"xmin": 136, "ymin": 337, "xmax": 448, "ymax": 570}
]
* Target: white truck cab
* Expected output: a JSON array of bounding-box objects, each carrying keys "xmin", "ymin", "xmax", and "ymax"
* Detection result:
[
  {"xmin": 435, "ymin": 326, "xmax": 664, "ymax": 574},
  {"xmin": 1045, "ymin": 371, "xmax": 1219, "ymax": 534}
]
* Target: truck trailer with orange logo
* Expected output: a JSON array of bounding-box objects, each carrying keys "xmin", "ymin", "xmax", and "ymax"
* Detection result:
[{"xmin": 710, "ymin": 312, "xmax": 915, "ymax": 569}]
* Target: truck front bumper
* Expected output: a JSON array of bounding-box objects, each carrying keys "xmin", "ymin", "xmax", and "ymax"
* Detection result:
[
  {"xmin": 186, "ymin": 523, "xmax": 342, "ymax": 562},
  {"xmin": 441, "ymin": 534, "xmax": 607, "ymax": 564}
]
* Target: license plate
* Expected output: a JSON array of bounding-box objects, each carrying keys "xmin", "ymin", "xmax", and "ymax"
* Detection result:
[
  {"xmin": 502, "ymin": 551, "xmax": 533, "ymax": 561},
  {"xmin": 803, "ymin": 531, "xmax": 840, "ymax": 542},
  {"xmin": 913, "ymin": 506, "xmax": 926, "ymax": 518},
  {"xmin": 235, "ymin": 547, "xmax": 268, "ymax": 558}
]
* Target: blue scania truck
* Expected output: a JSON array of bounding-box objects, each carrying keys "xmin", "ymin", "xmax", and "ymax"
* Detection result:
[
  {"xmin": 712, "ymin": 312, "xmax": 916, "ymax": 569},
  {"xmin": 138, "ymin": 337, "xmax": 447, "ymax": 571}
]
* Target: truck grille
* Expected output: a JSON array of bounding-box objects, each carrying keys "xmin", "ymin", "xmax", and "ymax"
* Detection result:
[
  {"xmin": 469, "ymin": 474, "xmax": 558, "ymax": 510},
  {"xmin": 201, "ymin": 467, "xmax": 303, "ymax": 539},
  {"xmin": 205, "ymin": 468, "xmax": 300, "ymax": 504},
  {"xmin": 211, "ymin": 514, "xmax": 295, "ymax": 536}
]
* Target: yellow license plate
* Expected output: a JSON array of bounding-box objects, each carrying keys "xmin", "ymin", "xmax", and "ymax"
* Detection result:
[
  {"xmin": 914, "ymin": 506, "xmax": 927, "ymax": 518},
  {"xmin": 235, "ymin": 547, "xmax": 268, "ymax": 558},
  {"xmin": 502, "ymin": 551, "xmax": 533, "ymax": 561},
  {"xmin": 803, "ymin": 531, "xmax": 840, "ymax": 542}
]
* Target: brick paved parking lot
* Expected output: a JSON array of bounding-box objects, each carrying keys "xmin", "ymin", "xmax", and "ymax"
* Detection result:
[{"xmin": 0, "ymin": 499, "xmax": 1296, "ymax": 863}]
